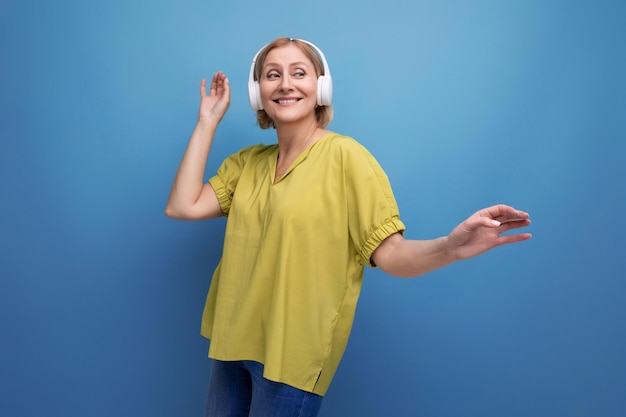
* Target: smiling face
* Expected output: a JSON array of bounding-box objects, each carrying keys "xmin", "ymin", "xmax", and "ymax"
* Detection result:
[{"xmin": 258, "ymin": 44, "xmax": 319, "ymax": 128}]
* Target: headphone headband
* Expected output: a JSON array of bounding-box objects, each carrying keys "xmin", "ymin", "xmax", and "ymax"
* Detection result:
[{"xmin": 247, "ymin": 38, "xmax": 333, "ymax": 111}]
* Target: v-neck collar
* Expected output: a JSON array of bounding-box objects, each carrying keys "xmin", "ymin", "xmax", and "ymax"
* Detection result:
[{"xmin": 268, "ymin": 133, "xmax": 333, "ymax": 185}]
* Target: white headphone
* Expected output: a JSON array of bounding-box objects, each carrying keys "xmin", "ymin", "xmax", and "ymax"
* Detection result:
[{"xmin": 247, "ymin": 38, "xmax": 333, "ymax": 111}]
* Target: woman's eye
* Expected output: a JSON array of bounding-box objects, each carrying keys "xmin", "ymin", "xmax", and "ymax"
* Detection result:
[
  {"xmin": 294, "ymin": 71, "xmax": 305, "ymax": 77},
  {"xmin": 267, "ymin": 72, "xmax": 280, "ymax": 79}
]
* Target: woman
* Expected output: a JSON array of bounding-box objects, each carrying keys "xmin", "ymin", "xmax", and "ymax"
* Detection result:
[{"xmin": 165, "ymin": 37, "xmax": 531, "ymax": 417}]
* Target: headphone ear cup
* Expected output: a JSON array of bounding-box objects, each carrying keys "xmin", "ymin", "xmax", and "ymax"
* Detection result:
[
  {"xmin": 317, "ymin": 75, "xmax": 333, "ymax": 107},
  {"xmin": 248, "ymin": 80, "xmax": 263, "ymax": 111}
]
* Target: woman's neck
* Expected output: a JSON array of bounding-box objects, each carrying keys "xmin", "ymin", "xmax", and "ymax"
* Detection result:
[{"xmin": 275, "ymin": 121, "xmax": 321, "ymax": 160}]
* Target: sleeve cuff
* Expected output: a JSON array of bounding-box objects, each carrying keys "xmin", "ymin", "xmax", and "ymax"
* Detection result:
[
  {"xmin": 208, "ymin": 176, "xmax": 230, "ymax": 216},
  {"xmin": 357, "ymin": 217, "xmax": 406, "ymax": 267}
]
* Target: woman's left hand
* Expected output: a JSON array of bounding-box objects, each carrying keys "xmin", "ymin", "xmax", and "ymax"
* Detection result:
[{"xmin": 447, "ymin": 204, "xmax": 532, "ymax": 260}]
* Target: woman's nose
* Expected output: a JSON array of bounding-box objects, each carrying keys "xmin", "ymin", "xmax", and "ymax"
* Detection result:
[{"xmin": 279, "ymin": 75, "xmax": 293, "ymax": 91}]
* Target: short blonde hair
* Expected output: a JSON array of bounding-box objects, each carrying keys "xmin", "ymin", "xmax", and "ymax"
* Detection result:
[{"xmin": 253, "ymin": 37, "xmax": 333, "ymax": 129}]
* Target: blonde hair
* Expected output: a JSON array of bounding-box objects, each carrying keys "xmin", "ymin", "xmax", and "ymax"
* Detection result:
[{"xmin": 253, "ymin": 37, "xmax": 333, "ymax": 129}]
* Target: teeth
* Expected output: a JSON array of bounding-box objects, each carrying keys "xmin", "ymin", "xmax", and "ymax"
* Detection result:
[{"xmin": 277, "ymin": 99, "xmax": 298, "ymax": 104}]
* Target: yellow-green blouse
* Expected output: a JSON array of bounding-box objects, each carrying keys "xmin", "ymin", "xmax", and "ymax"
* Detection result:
[{"xmin": 202, "ymin": 133, "xmax": 405, "ymax": 395}]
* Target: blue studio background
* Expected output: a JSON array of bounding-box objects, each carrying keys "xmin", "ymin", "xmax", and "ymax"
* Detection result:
[{"xmin": 1, "ymin": 0, "xmax": 624, "ymax": 416}]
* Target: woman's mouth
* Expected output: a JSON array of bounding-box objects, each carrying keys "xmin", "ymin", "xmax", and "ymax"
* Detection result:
[{"xmin": 274, "ymin": 98, "xmax": 300, "ymax": 105}]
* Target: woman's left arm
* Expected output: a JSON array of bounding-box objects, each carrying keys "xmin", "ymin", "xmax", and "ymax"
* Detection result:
[{"xmin": 371, "ymin": 204, "xmax": 532, "ymax": 278}]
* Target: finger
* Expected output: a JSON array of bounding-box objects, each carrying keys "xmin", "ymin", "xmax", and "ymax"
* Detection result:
[
  {"xmin": 215, "ymin": 71, "xmax": 225, "ymax": 95},
  {"xmin": 498, "ymin": 218, "xmax": 532, "ymax": 232},
  {"xmin": 467, "ymin": 214, "xmax": 531, "ymax": 235},
  {"xmin": 200, "ymin": 78, "xmax": 207, "ymax": 97},
  {"xmin": 210, "ymin": 72, "xmax": 219, "ymax": 96},
  {"xmin": 497, "ymin": 232, "xmax": 532, "ymax": 245},
  {"xmin": 470, "ymin": 216, "xmax": 503, "ymax": 229},
  {"xmin": 220, "ymin": 74, "xmax": 230, "ymax": 101},
  {"xmin": 222, "ymin": 73, "xmax": 230, "ymax": 94},
  {"xmin": 484, "ymin": 204, "xmax": 530, "ymax": 222},
  {"xmin": 216, "ymin": 71, "xmax": 230, "ymax": 94}
]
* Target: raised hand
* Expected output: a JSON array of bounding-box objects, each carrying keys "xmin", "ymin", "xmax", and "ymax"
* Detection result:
[
  {"xmin": 198, "ymin": 71, "xmax": 231, "ymax": 123},
  {"xmin": 447, "ymin": 204, "xmax": 532, "ymax": 260}
]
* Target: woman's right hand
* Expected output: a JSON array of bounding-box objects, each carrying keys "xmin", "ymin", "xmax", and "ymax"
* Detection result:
[
  {"xmin": 165, "ymin": 73, "xmax": 230, "ymax": 220},
  {"xmin": 198, "ymin": 71, "xmax": 230, "ymax": 123}
]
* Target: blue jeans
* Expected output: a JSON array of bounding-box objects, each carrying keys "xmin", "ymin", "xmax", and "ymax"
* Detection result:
[{"xmin": 204, "ymin": 359, "xmax": 323, "ymax": 417}]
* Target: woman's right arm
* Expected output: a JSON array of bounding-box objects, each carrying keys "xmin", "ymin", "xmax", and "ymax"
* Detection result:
[{"xmin": 165, "ymin": 72, "xmax": 230, "ymax": 220}]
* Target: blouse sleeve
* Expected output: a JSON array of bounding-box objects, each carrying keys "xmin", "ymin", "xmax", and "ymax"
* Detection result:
[
  {"xmin": 343, "ymin": 141, "xmax": 406, "ymax": 267},
  {"xmin": 208, "ymin": 146, "xmax": 257, "ymax": 216}
]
